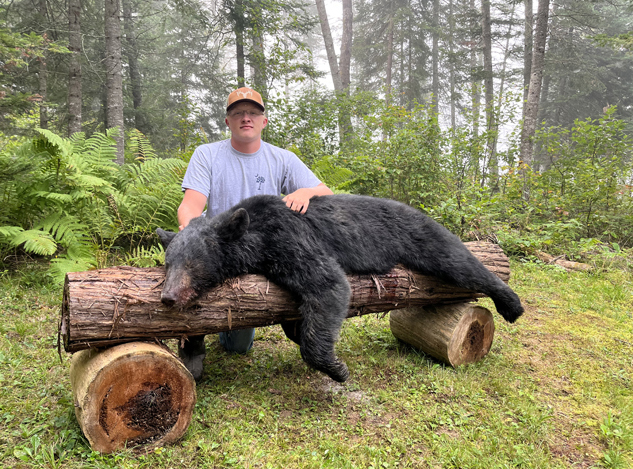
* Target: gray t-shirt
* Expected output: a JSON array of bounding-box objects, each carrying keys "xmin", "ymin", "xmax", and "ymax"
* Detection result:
[{"xmin": 182, "ymin": 139, "xmax": 322, "ymax": 217}]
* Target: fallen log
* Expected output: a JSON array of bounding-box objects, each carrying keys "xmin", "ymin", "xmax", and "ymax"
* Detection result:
[
  {"xmin": 536, "ymin": 251, "xmax": 592, "ymax": 272},
  {"xmin": 390, "ymin": 303, "xmax": 495, "ymax": 366},
  {"xmin": 70, "ymin": 342, "xmax": 196, "ymax": 453},
  {"xmin": 60, "ymin": 242, "xmax": 511, "ymax": 353}
]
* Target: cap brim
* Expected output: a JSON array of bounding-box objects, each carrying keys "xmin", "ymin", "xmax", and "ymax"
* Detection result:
[{"xmin": 226, "ymin": 99, "xmax": 265, "ymax": 112}]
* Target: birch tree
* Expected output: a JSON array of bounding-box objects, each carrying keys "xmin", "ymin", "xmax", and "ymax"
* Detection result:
[{"xmin": 520, "ymin": 0, "xmax": 550, "ymax": 170}]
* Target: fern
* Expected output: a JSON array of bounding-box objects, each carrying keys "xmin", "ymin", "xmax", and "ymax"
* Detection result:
[
  {"xmin": 48, "ymin": 257, "xmax": 96, "ymax": 283},
  {"xmin": 0, "ymin": 225, "xmax": 24, "ymax": 238},
  {"xmin": 36, "ymin": 128, "xmax": 73, "ymax": 157},
  {"xmin": 128, "ymin": 129, "xmax": 158, "ymax": 161},
  {"xmin": 312, "ymin": 156, "xmax": 354, "ymax": 190},
  {"xmin": 0, "ymin": 129, "xmax": 182, "ymax": 279},
  {"xmin": 10, "ymin": 230, "xmax": 57, "ymax": 256},
  {"xmin": 124, "ymin": 244, "xmax": 165, "ymax": 267}
]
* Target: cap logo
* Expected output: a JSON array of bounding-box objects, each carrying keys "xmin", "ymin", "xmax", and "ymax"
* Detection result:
[{"xmin": 236, "ymin": 90, "xmax": 253, "ymax": 99}]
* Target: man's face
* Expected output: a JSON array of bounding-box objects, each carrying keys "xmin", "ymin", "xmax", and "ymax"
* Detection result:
[{"xmin": 225, "ymin": 102, "xmax": 268, "ymax": 145}]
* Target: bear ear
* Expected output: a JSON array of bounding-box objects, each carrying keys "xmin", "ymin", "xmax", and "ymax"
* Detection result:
[
  {"xmin": 156, "ymin": 228, "xmax": 177, "ymax": 248},
  {"xmin": 217, "ymin": 208, "xmax": 250, "ymax": 241}
]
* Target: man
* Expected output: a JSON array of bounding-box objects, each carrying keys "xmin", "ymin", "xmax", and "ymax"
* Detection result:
[{"xmin": 176, "ymin": 87, "xmax": 333, "ymax": 380}]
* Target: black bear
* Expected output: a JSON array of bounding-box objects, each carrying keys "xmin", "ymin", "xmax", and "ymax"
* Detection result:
[{"xmin": 157, "ymin": 194, "xmax": 524, "ymax": 382}]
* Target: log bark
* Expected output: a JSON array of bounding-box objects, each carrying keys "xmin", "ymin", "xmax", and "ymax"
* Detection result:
[
  {"xmin": 70, "ymin": 342, "xmax": 196, "ymax": 453},
  {"xmin": 390, "ymin": 303, "xmax": 495, "ymax": 366},
  {"xmin": 60, "ymin": 242, "xmax": 511, "ymax": 353}
]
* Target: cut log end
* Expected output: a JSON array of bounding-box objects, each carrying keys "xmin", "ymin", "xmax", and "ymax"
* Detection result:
[
  {"xmin": 70, "ymin": 342, "xmax": 196, "ymax": 453},
  {"xmin": 389, "ymin": 303, "xmax": 495, "ymax": 367}
]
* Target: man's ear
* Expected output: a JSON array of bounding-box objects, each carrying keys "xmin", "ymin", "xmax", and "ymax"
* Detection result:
[
  {"xmin": 217, "ymin": 208, "xmax": 250, "ymax": 241},
  {"xmin": 156, "ymin": 228, "xmax": 177, "ymax": 248}
]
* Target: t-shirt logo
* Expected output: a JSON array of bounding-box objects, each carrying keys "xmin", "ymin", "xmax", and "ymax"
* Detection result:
[{"xmin": 255, "ymin": 174, "xmax": 265, "ymax": 190}]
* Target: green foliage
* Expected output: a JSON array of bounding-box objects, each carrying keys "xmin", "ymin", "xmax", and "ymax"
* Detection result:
[
  {"xmin": 265, "ymin": 89, "xmax": 340, "ymax": 167},
  {"xmin": 532, "ymin": 107, "xmax": 633, "ymax": 242},
  {"xmin": 337, "ymin": 96, "xmax": 446, "ymax": 208},
  {"xmin": 0, "ymin": 28, "xmax": 69, "ymax": 131},
  {"xmin": 311, "ymin": 156, "xmax": 354, "ymax": 191},
  {"xmin": 0, "ymin": 128, "xmax": 185, "ymax": 280}
]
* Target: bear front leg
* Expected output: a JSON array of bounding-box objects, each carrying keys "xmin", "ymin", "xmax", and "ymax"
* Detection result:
[
  {"xmin": 281, "ymin": 319, "xmax": 303, "ymax": 346},
  {"xmin": 297, "ymin": 278, "xmax": 352, "ymax": 383}
]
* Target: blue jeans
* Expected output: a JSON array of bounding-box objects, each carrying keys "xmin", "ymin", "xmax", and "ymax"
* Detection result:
[{"xmin": 219, "ymin": 328, "xmax": 255, "ymax": 353}]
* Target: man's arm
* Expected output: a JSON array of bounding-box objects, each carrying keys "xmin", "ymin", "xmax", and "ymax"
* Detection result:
[
  {"xmin": 282, "ymin": 183, "xmax": 333, "ymax": 214},
  {"xmin": 177, "ymin": 189, "xmax": 208, "ymax": 230}
]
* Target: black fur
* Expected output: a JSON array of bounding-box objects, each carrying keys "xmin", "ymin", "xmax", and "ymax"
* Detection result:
[{"xmin": 157, "ymin": 194, "xmax": 524, "ymax": 382}]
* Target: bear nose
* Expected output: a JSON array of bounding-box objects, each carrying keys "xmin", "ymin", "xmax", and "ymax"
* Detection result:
[{"xmin": 161, "ymin": 292, "xmax": 177, "ymax": 307}]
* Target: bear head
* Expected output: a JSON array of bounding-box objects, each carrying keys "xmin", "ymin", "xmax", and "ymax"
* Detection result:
[{"xmin": 156, "ymin": 208, "xmax": 250, "ymax": 307}]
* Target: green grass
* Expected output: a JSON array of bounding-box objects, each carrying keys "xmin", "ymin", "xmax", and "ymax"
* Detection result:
[{"xmin": 0, "ymin": 260, "xmax": 632, "ymax": 468}]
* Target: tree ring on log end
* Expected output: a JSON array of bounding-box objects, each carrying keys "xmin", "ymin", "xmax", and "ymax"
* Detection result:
[
  {"xmin": 70, "ymin": 342, "xmax": 196, "ymax": 453},
  {"xmin": 447, "ymin": 306, "xmax": 495, "ymax": 366},
  {"xmin": 389, "ymin": 303, "xmax": 495, "ymax": 368}
]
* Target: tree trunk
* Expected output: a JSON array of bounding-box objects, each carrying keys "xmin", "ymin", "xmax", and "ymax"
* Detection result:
[
  {"xmin": 390, "ymin": 303, "xmax": 495, "ymax": 366},
  {"xmin": 432, "ymin": 0, "xmax": 440, "ymax": 108},
  {"xmin": 495, "ymin": 4, "xmax": 516, "ymax": 127},
  {"xmin": 449, "ymin": 0, "xmax": 456, "ymax": 129},
  {"xmin": 385, "ymin": 14, "xmax": 394, "ymax": 106},
  {"xmin": 38, "ymin": 0, "xmax": 48, "ymax": 129},
  {"xmin": 70, "ymin": 342, "xmax": 196, "ymax": 453},
  {"xmin": 68, "ymin": 0, "xmax": 82, "ymax": 136},
  {"xmin": 315, "ymin": 0, "xmax": 342, "ymax": 92},
  {"xmin": 234, "ymin": 0, "xmax": 246, "ymax": 87},
  {"xmin": 523, "ymin": 0, "xmax": 533, "ymax": 114},
  {"xmin": 105, "ymin": 0, "xmax": 125, "ymax": 164},
  {"xmin": 38, "ymin": 57, "xmax": 48, "ymax": 129},
  {"xmin": 251, "ymin": 29, "xmax": 266, "ymax": 97},
  {"xmin": 339, "ymin": 0, "xmax": 352, "ymax": 91},
  {"xmin": 470, "ymin": 0, "xmax": 480, "ymax": 137},
  {"xmin": 122, "ymin": 0, "xmax": 148, "ymax": 135},
  {"xmin": 481, "ymin": 0, "xmax": 497, "ymax": 184},
  {"xmin": 60, "ymin": 242, "xmax": 512, "ymax": 352},
  {"xmin": 314, "ymin": 0, "xmax": 352, "ymax": 143},
  {"xmin": 520, "ymin": 0, "xmax": 550, "ymax": 171}
]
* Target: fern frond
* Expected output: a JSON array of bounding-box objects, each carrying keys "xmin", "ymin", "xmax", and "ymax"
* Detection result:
[
  {"xmin": 31, "ymin": 191, "xmax": 74, "ymax": 203},
  {"xmin": 0, "ymin": 225, "xmax": 24, "ymax": 239},
  {"xmin": 11, "ymin": 230, "xmax": 57, "ymax": 255},
  {"xmin": 124, "ymin": 244, "xmax": 165, "ymax": 267},
  {"xmin": 37, "ymin": 128, "xmax": 73, "ymax": 157},
  {"xmin": 48, "ymin": 256, "xmax": 96, "ymax": 284},
  {"xmin": 75, "ymin": 174, "xmax": 114, "ymax": 188},
  {"xmin": 82, "ymin": 131, "xmax": 119, "ymax": 167},
  {"xmin": 312, "ymin": 156, "xmax": 354, "ymax": 189},
  {"xmin": 128, "ymin": 129, "xmax": 158, "ymax": 161},
  {"xmin": 31, "ymin": 212, "xmax": 98, "ymax": 264}
]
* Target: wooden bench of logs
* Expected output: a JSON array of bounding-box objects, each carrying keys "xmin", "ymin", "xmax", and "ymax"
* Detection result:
[{"xmin": 61, "ymin": 241, "xmax": 510, "ymax": 452}]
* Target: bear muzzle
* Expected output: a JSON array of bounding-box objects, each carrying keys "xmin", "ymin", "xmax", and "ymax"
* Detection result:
[{"xmin": 161, "ymin": 272, "xmax": 197, "ymax": 308}]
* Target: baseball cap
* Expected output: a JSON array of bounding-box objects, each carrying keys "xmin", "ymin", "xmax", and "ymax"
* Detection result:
[{"xmin": 226, "ymin": 87, "xmax": 265, "ymax": 112}]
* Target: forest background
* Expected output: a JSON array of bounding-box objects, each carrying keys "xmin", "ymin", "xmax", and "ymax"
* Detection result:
[{"xmin": 1, "ymin": 0, "xmax": 632, "ymax": 277}]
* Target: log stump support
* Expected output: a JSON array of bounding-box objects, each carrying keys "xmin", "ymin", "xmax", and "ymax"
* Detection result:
[
  {"xmin": 70, "ymin": 342, "xmax": 196, "ymax": 453},
  {"xmin": 390, "ymin": 303, "xmax": 495, "ymax": 366}
]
